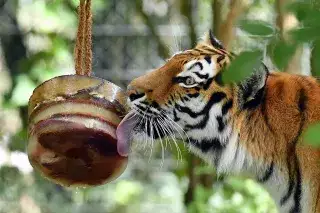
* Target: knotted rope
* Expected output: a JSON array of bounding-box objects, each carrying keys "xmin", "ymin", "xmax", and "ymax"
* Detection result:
[{"xmin": 74, "ymin": 0, "xmax": 92, "ymax": 76}]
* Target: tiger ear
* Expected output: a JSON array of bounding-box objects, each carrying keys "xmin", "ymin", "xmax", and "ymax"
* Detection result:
[
  {"xmin": 238, "ymin": 63, "xmax": 269, "ymax": 109},
  {"xmin": 203, "ymin": 30, "xmax": 225, "ymax": 50}
]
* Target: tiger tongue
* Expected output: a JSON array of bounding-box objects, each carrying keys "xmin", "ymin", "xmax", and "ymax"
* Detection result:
[{"xmin": 116, "ymin": 112, "xmax": 138, "ymax": 157}]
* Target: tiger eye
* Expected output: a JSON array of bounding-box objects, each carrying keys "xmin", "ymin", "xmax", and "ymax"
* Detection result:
[
  {"xmin": 185, "ymin": 76, "xmax": 196, "ymax": 85},
  {"xmin": 27, "ymin": 75, "xmax": 129, "ymax": 187}
]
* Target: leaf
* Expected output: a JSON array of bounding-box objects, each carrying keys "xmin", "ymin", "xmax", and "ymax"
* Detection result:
[
  {"xmin": 290, "ymin": 27, "xmax": 320, "ymax": 42},
  {"xmin": 222, "ymin": 51, "xmax": 263, "ymax": 84},
  {"xmin": 238, "ymin": 20, "xmax": 274, "ymax": 37},
  {"xmin": 287, "ymin": 2, "xmax": 320, "ymax": 43},
  {"xmin": 287, "ymin": 2, "xmax": 313, "ymax": 22},
  {"xmin": 303, "ymin": 123, "xmax": 320, "ymax": 147},
  {"xmin": 267, "ymin": 40, "xmax": 297, "ymax": 70},
  {"xmin": 287, "ymin": 2, "xmax": 320, "ymax": 27}
]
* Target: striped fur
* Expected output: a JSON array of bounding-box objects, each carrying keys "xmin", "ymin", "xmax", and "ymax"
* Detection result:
[{"xmin": 126, "ymin": 31, "xmax": 320, "ymax": 213}]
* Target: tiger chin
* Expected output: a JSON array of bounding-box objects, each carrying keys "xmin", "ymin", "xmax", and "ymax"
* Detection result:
[{"xmin": 116, "ymin": 30, "xmax": 320, "ymax": 213}]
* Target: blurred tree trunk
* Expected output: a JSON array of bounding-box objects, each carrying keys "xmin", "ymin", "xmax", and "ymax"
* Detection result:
[
  {"xmin": 212, "ymin": 0, "xmax": 247, "ymax": 50},
  {"xmin": 276, "ymin": 0, "xmax": 302, "ymax": 74},
  {"xmin": 0, "ymin": 0, "xmax": 29, "ymax": 127},
  {"xmin": 136, "ymin": 0, "xmax": 170, "ymax": 59},
  {"xmin": 180, "ymin": 0, "xmax": 197, "ymax": 47},
  {"xmin": 219, "ymin": 0, "xmax": 247, "ymax": 50},
  {"xmin": 212, "ymin": 0, "xmax": 222, "ymax": 36}
]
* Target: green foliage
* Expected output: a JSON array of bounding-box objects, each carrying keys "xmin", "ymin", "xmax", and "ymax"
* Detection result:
[
  {"xmin": 267, "ymin": 39, "xmax": 297, "ymax": 70},
  {"xmin": 287, "ymin": 2, "xmax": 320, "ymax": 27},
  {"xmin": 285, "ymin": 3, "xmax": 320, "ymax": 42},
  {"xmin": 303, "ymin": 123, "xmax": 320, "ymax": 147},
  {"xmin": 222, "ymin": 51, "xmax": 263, "ymax": 84},
  {"xmin": 187, "ymin": 177, "xmax": 277, "ymax": 213},
  {"xmin": 311, "ymin": 39, "xmax": 320, "ymax": 76},
  {"xmin": 290, "ymin": 27, "xmax": 320, "ymax": 42},
  {"xmin": 187, "ymin": 186, "xmax": 212, "ymax": 213},
  {"xmin": 238, "ymin": 20, "xmax": 274, "ymax": 37}
]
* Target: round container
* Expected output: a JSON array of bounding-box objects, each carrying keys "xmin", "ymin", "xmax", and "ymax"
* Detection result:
[{"xmin": 28, "ymin": 75, "xmax": 129, "ymax": 187}]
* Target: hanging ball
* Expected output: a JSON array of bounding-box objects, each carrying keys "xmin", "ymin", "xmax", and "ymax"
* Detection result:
[{"xmin": 27, "ymin": 75, "xmax": 129, "ymax": 187}]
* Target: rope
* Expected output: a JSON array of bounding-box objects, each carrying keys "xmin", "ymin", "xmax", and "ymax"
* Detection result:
[{"xmin": 74, "ymin": 0, "xmax": 92, "ymax": 76}]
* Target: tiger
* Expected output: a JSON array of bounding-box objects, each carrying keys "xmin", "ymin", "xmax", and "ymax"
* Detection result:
[{"xmin": 115, "ymin": 30, "xmax": 320, "ymax": 213}]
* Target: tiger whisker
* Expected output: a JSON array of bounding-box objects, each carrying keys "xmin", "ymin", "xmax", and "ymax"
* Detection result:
[
  {"xmin": 157, "ymin": 117, "xmax": 172, "ymax": 150},
  {"xmin": 157, "ymin": 114, "xmax": 183, "ymax": 164},
  {"xmin": 130, "ymin": 109, "xmax": 148, "ymax": 150},
  {"xmin": 136, "ymin": 108, "xmax": 150, "ymax": 151},
  {"xmin": 148, "ymin": 117, "xmax": 154, "ymax": 163},
  {"xmin": 129, "ymin": 106, "xmax": 186, "ymax": 164},
  {"xmin": 162, "ymin": 112, "xmax": 191, "ymax": 146},
  {"xmin": 153, "ymin": 118, "xmax": 165, "ymax": 168}
]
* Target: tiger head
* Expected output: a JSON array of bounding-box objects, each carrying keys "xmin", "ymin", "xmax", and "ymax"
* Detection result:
[{"xmin": 117, "ymin": 31, "xmax": 268, "ymax": 172}]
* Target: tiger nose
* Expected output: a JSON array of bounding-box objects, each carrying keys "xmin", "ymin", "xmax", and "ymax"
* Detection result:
[{"xmin": 127, "ymin": 85, "xmax": 146, "ymax": 102}]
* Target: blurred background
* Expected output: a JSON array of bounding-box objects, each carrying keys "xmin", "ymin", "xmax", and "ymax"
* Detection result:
[{"xmin": 0, "ymin": 0, "xmax": 320, "ymax": 212}]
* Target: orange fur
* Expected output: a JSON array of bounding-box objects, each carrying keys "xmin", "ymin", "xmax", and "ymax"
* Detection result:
[{"xmin": 237, "ymin": 73, "xmax": 320, "ymax": 213}]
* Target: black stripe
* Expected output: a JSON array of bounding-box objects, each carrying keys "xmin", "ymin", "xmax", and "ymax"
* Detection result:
[
  {"xmin": 173, "ymin": 109, "xmax": 180, "ymax": 122},
  {"xmin": 222, "ymin": 100, "xmax": 233, "ymax": 115},
  {"xmin": 172, "ymin": 76, "xmax": 187, "ymax": 84},
  {"xmin": 194, "ymin": 48, "xmax": 203, "ymax": 53},
  {"xmin": 185, "ymin": 114, "xmax": 210, "ymax": 130},
  {"xmin": 281, "ymin": 88, "xmax": 306, "ymax": 211},
  {"xmin": 198, "ymin": 91, "xmax": 226, "ymax": 110},
  {"xmin": 143, "ymin": 119, "xmax": 166, "ymax": 139},
  {"xmin": 243, "ymin": 87, "xmax": 265, "ymax": 109},
  {"xmin": 204, "ymin": 56, "xmax": 211, "ymax": 64},
  {"xmin": 188, "ymin": 138, "xmax": 225, "ymax": 153},
  {"xmin": 187, "ymin": 93, "xmax": 199, "ymax": 98},
  {"xmin": 194, "ymin": 72, "xmax": 209, "ymax": 79},
  {"xmin": 185, "ymin": 92, "xmax": 226, "ymax": 129},
  {"xmin": 217, "ymin": 55, "xmax": 225, "ymax": 63},
  {"xmin": 281, "ymin": 177, "xmax": 295, "ymax": 205},
  {"xmin": 202, "ymin": 78, "xmax": 214, "ymax": 90},
  {"xmin": 205, "ymin": 46, "xmax": 224, "ymax": 55},
  {"xmin": 258, "ymin": 162, "xmax": 274, "ymax": 183},
  {"xmin": 135, "ymin": 104, "xmax": 156, "ymax": 115},
  {"xmin": 151, "ymin": 101, "xmax": 159, "ymax": 109},
  {"xmin": 290, "ymin": 89, "xmax": 306, "ymax": 213},
  {"xmin": 175, "ymin": 104, "xmax": 198, "ymax": 118},
  {"xmin": 291, "ymin": 159, "xmax": 302, "ymax": 213},
  {"xmin": 129, "ymin": 93, "xmax": 144, "ymax": 101},
  {"xmin": 260, "ymin": 89, "xmax": 275, "ymax": 134},
  {"xmin": 183, "ymin": 96, "xmax": 189, "ymax": 102},
  {"xmin": 213, "ymin": 72, "xmax": 224, "ymax": 86},
  {"xmin": 188, "ymin": 62, "xmax": 203, "ymax": 70},
  {"xmin": 216, "ymin": 116, "xmax": 225, "ymax": 132},
  {"xmin": 176, "ymin": 92, "xmax": 226, "ymax": 118},
  {"xmin": 298, "ymin": 89, "xmax": 307, "ymax": 112}
]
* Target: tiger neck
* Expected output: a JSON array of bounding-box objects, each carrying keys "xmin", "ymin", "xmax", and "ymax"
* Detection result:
[{"xmin": 186, "ymin": 109, "xmax": 309, "ymax": 213}]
